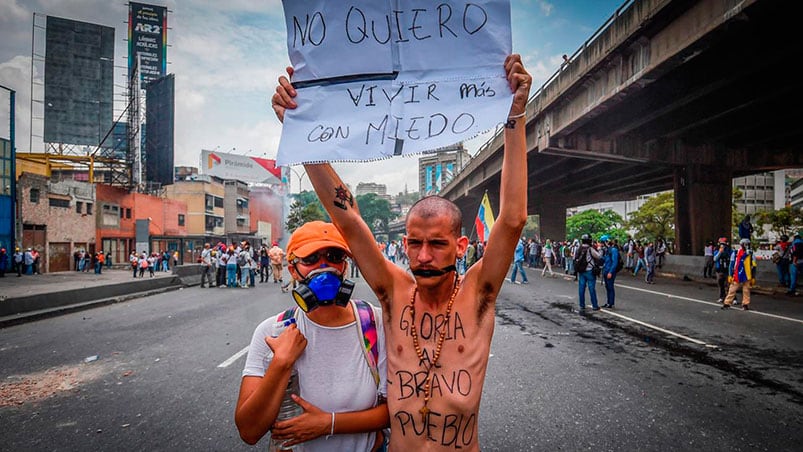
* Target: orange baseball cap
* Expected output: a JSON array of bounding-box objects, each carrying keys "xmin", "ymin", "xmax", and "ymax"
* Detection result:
[{"xmin": 287, "ymin": 221, "xmax": 350, "ymax": 261}]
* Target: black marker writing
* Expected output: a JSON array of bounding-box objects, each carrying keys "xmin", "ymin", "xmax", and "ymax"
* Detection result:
[
  {"xmin": 394, "ymin": 409, "xmax": 476, "ymax": 447},
  {"xmin": 292, "ymin": 12, "xmax": 326, "ymax": 47}
]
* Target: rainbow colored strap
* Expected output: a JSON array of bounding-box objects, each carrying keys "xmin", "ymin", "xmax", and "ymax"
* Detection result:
[{"xmin": 275, "ymin": 300, "xmax": 380, "ymax": 388}]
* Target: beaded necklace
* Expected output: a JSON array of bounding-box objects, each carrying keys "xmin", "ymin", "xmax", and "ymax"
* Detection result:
[{"xmin": 408, "ymin": 274, "xmax": 461, "ymax": 421}]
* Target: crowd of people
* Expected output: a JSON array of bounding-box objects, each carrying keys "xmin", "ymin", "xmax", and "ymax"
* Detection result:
[
  {"xmin": 0, "ymin": 247, "xmax": 41, "ymax": 277},
  {"xmin": 502, "ymin": 234, "xmax": 674, "ymax": 312},
  {"xmin": 128, "ymin": 250, "xmax": 177, "ymax": 278},
  {"xmin": 770, "ymin": 233, "xmax": 803, "ymax": 297},
  {"xmin": 194, "ymin": 240, "xmax": 267, "ymax": 289}
]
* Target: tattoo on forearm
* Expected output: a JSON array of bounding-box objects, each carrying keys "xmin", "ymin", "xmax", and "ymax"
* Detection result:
[{"xmin": 333, "ymin": 185, "xmax": 354, "ymax": 210}]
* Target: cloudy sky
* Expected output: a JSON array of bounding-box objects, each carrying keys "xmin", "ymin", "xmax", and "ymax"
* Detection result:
[{"xmin": 0, "ymin": 0, "xmax": 623, "ymax": 194}]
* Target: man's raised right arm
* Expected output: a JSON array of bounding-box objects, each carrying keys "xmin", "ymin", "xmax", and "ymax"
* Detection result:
[
  {"xmin": 303, "ymin": 163, "xmax": 401, "ymax": 301},
  {"xmin": 271, "ymin": 67, "xmax": 401, "ymax": 304}
]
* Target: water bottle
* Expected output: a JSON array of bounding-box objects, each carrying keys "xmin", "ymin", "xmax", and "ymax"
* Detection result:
[{"xmin": 268, "ymin": 317, "xmax": 303, "ymax": 452}]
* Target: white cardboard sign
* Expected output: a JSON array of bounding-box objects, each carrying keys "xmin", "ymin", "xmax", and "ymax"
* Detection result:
[{"xmin": 276, "ymin": 0, "xmax": 513, "ymax": 166}]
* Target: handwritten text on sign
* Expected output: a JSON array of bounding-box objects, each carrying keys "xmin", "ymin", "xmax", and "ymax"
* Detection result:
[{"xmin": 276, "ymin": 0, "xmax": 512, "ymax": 166}]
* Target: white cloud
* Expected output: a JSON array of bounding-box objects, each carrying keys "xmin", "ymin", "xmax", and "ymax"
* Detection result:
[
  {"xmin": 0, "ymin": 56, "xmax": 33, "ymax": 149},
  {"xmin": 0, "ymin": 0, "xmax": 29, "ymax": 22},
  {"xmin": 538, "ymin": 1, "xmax": 554, "ymax": 16}
]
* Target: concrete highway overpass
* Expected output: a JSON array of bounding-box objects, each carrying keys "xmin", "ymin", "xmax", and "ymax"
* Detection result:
[{"xmin": 441, "ymin": 0, "xmax": 802, "ymax": 254}]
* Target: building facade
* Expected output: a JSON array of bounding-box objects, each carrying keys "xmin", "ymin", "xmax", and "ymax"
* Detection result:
[
  {"xmin": 418, "ymin": 144, "xmax": 471, "ymax": 195},
  {"xmin": 96, "ymin": 184, "xmax": 188, "ymax": 266},
  {"xmin": 224, "ymin": 179, "xmax": 250, "ymax": 237},
  {"xmin": 18, "ymin": 173, "xmax": 96, "ymax": 272}
]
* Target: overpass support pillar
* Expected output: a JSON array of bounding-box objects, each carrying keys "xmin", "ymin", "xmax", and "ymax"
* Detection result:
[
  {"xmin": 674, "ymin": 165, "xmax": 732, "ymax": 255},
  {"xmin": 538, "ymin": 200, "xmax": 567, "ymax": 242}
]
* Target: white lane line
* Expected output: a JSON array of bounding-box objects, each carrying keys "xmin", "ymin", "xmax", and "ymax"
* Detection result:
[
  {"xmin": 615, "ymin": 283, "xmax": 803, "ymax": 325},
  {"xmin": 218, "ymin": 346, "xmax": 249, "ymax": 368},
  {"xmin": 600, "ymin": 309, "xmax": 718, "ymax": 349}
]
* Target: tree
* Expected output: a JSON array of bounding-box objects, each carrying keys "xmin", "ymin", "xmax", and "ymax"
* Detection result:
[
  {"xmin": 731, "ymin": 187, "xmax": 744, "ymax": 240},
  {"xmin": 394, "ymin": 191, "xmax": 420, "ymax": 206},
  {"xmin": 355, "ymin": 193, "xmax": 397, "ymax": 236},
  {"xmin": 566, "ymin": 209, "xmax": 627, "ymax": 242},
  {"xmin": 627, "ymin": 192, "xmax": 675, "ymax": 241},
  {"xmin": 521, "ymin": 215, "xmax": 540, "ymax": 240},
  {"xmin": 286, "ymin": 190, "xmax": 326, "ymax": 232},
  {"xmin": 753, "ymin": 206, "xmax": 803, "ymax": 238}
]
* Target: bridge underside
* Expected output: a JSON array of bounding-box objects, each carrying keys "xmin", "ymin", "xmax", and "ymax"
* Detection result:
[{"xmin": 444, "ymin": 0, "xmax": 802, "ymax": 254}]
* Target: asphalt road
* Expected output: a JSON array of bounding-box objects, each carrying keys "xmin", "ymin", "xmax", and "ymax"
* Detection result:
[{"xmin": 1, "ymin": 267, "xmax": 801, "ymax": 451}]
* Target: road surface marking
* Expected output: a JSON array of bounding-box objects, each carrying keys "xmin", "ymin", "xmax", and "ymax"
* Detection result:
[
  {"xmin": 616, "ymin": 283, "xmax": 803, "ymax": 325},
  {"xmin": 599, "ymin": 308, "xmax": 717, "ymax": 349},
  {"xmin": 218, "ymin": 346, "xmax": 249, "ymax": 368}
]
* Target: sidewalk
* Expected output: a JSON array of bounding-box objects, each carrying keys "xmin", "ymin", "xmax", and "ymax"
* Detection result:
[{"xmin": 0, "ymin": 268, "xmax": 184, "ymax": 328}]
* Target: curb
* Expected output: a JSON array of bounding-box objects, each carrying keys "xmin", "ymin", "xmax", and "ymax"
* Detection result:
[{"xmin": 0, "ymin": 284, "xmax": 184, "ymax": 329}]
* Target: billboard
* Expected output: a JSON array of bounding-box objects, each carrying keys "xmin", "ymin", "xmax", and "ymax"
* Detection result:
[
  {"xmin": 201, "ymin": 150, "xmax": 283, "ymax": 184},
  {"xmin": 43, "ymin": 16, "xmax": 115, "ymax": 146},
  {"xmin": 145, "ymin": 74, "xmax": 174, "ymax": 186},
  {"xmin": 128, "ymin": 2, "xmax": 167, "ymax": 85}
]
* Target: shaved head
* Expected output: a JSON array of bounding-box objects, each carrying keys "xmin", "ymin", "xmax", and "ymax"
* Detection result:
[{"xmin": 406, "ymin": 196, "xmax": 462, "ymax": 237}]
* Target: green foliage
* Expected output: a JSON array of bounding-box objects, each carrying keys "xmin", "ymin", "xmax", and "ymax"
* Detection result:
[
  {"xmin": 521, "ymin": 215, "xmax": 540, "ymax": 240},
  {"xmin": 286, "ymin": 191, "xmax": 327, "ymax": 233},
  {"xmin": 626, "ymin": 192, "xmax": 675, "ymax": 241},
  {"xmin": 355, "ymin": 193, "xmax": 397, "ymax": 236},
  {"xmin": 394, "ymin": 191, "xmax": 420, "ymax": 206},
  {"xmin": 753, "ymin": 207, "xmax": 803, "ymax": 237},
  {"xmin": 566, "ymin": 209, "xmax": 627, "ymax": 242},
  {"xmin": 285, "ymin": 190, "xmax": 398, "ymax": 236},
  {"xmin": 731, "ymin": 187, "xmax": 743, "ymax": 240}
]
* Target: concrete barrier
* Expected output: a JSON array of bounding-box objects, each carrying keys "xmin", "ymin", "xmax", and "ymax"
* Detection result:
[
  {"xmin": 659, "ymin": 254, "xmax": 778, "ymax": 285},
  {"xmin": 0, "ymin": 276, "xmax": 183, "ymax": 317},
  {"xmin": 172, "ymin": 264, "xmax": 207, "ymax": 287}
]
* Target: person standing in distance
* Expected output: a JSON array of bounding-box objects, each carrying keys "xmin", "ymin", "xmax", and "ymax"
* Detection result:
[
  {"xmin": 200, "ymin": 243, "xmax": 214, "ymax": 288},
  {"xmin": 721, "ymin": 238, "xmax": 757, "ymax": 310},
  {"xmin": 271, "ymin": 54, "xmax": 531, "ymax": 449},
  {"xmin": 574, "ymin": 234, "xmax": 602, "ymax": 311},
  {"xmin": 600, "ymin": 235, "xmax": 619, "ymax": 308},
  {"xmin": 269, "ymin": 241, "xmax": 286, "ymax": 284},
  {"xmin": 713, "ymin": 237, "xmax": 732, "ymax": 303}
]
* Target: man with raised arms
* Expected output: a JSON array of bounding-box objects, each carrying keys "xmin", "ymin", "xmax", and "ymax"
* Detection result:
[{"xmin": 272, "ymin": 54, "xmax": 531, "ymax": 450}]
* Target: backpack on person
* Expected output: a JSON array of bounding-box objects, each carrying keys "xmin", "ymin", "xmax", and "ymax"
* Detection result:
[
  {"xmin": 793, "ymin": 243, "xmax": 803, "ymax": 262},
  {"xmin": 572, "ymin": 249, "xmax": 585, "ymax": 275},
  {"xmin": 591, "ymin": 253, "xmax": 603, "ymax": 277},
  {"xmin": 574, "ymin": 248, "xmax": 597, "ymax": 275},
  {"xmin": 237, "ymin": 251, "xmax": 247, "ymax": 266},
  {"xmin": 716, "ymin": 245, "xmax": 731, "ymax": 271},
  {"xmin": 614, "ymin": 246, "xmax": 624, "ymax": 273},
  {"xmin": 276, "ymin": 299, "xmax": 380, "ymax": 387}
]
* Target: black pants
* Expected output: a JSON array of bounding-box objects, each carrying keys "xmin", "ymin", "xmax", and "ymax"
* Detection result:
[
  {"xmin": 703, "ymin": 256, "xmax": 714, "ymax": 278},
  {"xmin": 217, "ymin": 266, "xmax": 226, "ymax": 287},
  {"xmin": 201, "ymin": 265, "xmax": 214, "ymax": 287},
  {"xmin": 716, "ymin": 271, "xmax": 728, "ymax": 300}
]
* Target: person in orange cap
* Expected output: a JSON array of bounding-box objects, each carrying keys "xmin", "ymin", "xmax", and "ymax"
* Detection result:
[{"xmin": 236, "ymin": 221, "xmax": 388, "ymax": 450}]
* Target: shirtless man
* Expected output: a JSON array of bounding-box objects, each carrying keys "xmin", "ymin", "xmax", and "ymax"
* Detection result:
[{"xmin": 272, "ymin": 54, "xmax": 531, "ymax": 450}]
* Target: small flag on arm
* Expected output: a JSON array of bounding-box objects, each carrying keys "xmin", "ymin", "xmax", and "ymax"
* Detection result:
[{"xmin": 475, "ymin": 192, "xmax": 495, "ymax": 242}]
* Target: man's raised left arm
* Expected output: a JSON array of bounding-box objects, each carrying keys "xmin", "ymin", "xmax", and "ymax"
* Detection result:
[{"xmin": 473, "ymin": 55, "xmax": 532, "ymax": 294}]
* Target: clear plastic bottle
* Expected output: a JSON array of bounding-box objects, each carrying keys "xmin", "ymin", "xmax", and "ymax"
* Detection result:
[{"xmin": 268, "ymin": 317, "xmax": 303, "ymax": 452}]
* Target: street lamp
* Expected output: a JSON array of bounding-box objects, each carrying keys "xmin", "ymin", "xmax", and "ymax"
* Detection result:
[{"xmin": 287, "ymin": 166, "xmax": 307, "ymax": 194}]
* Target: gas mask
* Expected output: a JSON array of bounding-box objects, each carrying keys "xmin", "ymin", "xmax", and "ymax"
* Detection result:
[{"xmin": 292, "ymin": 267, "xmax": 355, "ymax": 312}]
